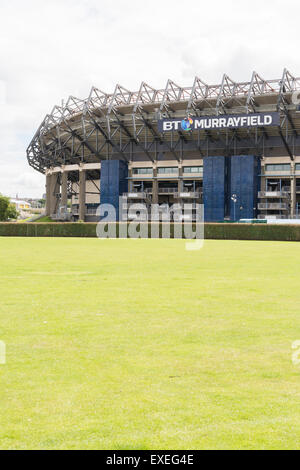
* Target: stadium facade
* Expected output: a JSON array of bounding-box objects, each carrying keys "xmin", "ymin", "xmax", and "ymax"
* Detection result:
[{"xmin": 27, "ymin": 69, "xmax": 300, "ymax": 222}]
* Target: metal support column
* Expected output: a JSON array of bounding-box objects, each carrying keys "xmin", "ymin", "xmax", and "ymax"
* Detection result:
[
  {"xmin": 79, "ymin": 169, "xmax": 86, "ymax": 221},
  {"xmin": 128, "ymin": 167, "xmax": 133, "ymax": 192},
  {"xmin": 260, "ymin": 176, "xmax": 266, "ymax": 192},
  {"xmin": 291, "ymin": 162, "xmax": 296, "ymax": 218},
  {"xmin": 152, "ymin": 167, "xmax": 158, "ymax": 204},
  {"xmin": 45, "ymin": 174, "xmax": 51, "ymax": 216},
  {"xmin": 178, "ymin": 165, "xmax": 183, "ymax": 193},
  {"xmin": 50, "ymin": 173, "xmax": 58, "ymax": 217},
  {"xmin": 260, "ymin": 162, "xmax": 267, "ymax": 192},
  {"xmin": 61, "ymin": 171, "xmax": 68, "ymax": 208}
]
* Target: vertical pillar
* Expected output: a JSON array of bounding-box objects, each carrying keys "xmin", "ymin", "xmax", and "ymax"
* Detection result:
[
  {"xmin": 291, "ymin": 161, "xmax": 296, "ymax": 219},
  {"xmin": 79, "ymin": 169, "xmax": 86, "ymax": 221},
  {"xmin": 128, "ymin": 167, "xmax": 133, "ymax": 193},
  {"xmin": 45, "ymin": 174, "xmax": 51, "ymax": 216},
  {"xmin": 260, "ymin": 163, "xmax": 266, "ymax": 192},
  {"xmin": 152, "ymin": 167, "xmax": 158, "ymax": 204},
  {"xmin": 49, "ymin": 173, "xmax": 58, "ymax": 216},
  {"xmin": 61, "ymin": 171, "xmax": 68, "ymax": 208},
  {"xmin": 260, "ymin": 159, "xmax": 266, "ymax": 192},
  {"xmin": 178, "ymin": 165, "xmax": 183, "ymax": 194}
]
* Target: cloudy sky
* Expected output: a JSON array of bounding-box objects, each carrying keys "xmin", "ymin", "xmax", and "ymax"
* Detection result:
[{"xmin": 1, "ymin": 0, "xmax": 300, "ymax": 198}]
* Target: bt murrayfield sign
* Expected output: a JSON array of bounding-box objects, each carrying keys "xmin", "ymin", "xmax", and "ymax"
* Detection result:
[{"xmin": 158, "ymin": 112, "xmax": 280, "ymax": 133}]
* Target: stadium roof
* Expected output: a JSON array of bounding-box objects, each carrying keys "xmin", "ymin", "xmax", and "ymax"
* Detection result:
[{"xmin": 27, "ymin": 69, "xmax": 300, "ymax": 173}]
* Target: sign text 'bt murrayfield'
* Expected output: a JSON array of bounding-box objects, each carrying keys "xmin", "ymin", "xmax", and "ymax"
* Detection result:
[{"xmin": 158, "ymin": 112, "xmax": 280, "ymax": 133}]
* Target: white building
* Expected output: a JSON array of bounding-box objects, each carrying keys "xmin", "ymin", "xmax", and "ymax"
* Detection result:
[{"xmin": 10, "ymin": 199, "xmax": 32, "ymax": 211}]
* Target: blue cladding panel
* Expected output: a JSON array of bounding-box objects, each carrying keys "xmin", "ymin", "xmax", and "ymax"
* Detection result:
[
  {"xmin": 100, "ymin": 160, "xmax": 128, "ymax": 220},
  {"xmin": 203, "ymin": 157, "xmax": 226, "ymax": 222},
  {"xmin": 230, "ymin": 155, "xmax": 260, "ymax": 221}
]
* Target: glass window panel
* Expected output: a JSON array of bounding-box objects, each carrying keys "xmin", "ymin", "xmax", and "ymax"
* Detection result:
[
  {"xmin": 158, "ymin": 167, "xmax": 178, "ymax": 174},
  {"xmin": 265, "ymin": 164, "xmax": 291, "ymax": 172},
  {"xmin": 183, "ymin": 166, "xmax": 203, "ymax": 173},
  {"xmin": 133, "ymin": 168, "xmax": 153, "ymax": 175}
]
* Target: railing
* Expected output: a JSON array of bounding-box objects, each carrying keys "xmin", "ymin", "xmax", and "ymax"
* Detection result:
[
  {"xmin": 258, "ymin": 203, "xmax": 289, "ymax": 210},
  {"xmin": 263, "ymin": 171, "xmax": 292, "ymax": 175},
  {"xmin": 125, "ymin": 189, "xmax": 202, "ymax": 198},
  {"xmin": 258, "ymin": 215, "xmax": 289, "ymax": 220},
  {"xmin": 51, "ymin": 213, "xmax": 72, "ymax": 221},
  {"xmin": 177, "ymin": 192, "xmax": 201, "ymax": 199},
  {"xmin": 124, "ymin": 192, "xmax": 148, "ymax": 199},
  {"xmin": 282, "ymin": 186, "xmax": 300, "ymax": 193},
  {"xmin": 86, "ymin": 208, "xmax": 98, "ymax": 215},
  {"xmin": 158, "ymin": 188, "xmax": 178, "ymax": 194},
  {"xmin": 71, "ymin": 208, "xmax": 98, "ymax": 216},
  {"xmin": 258, "ymin": 191, "xmax": 290, "ymax": 198}
]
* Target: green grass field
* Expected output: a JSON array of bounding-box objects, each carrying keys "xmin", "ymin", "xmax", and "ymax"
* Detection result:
[{"xmin": 0, "ymin": 237, "xmax": 300, "ymax": 450}]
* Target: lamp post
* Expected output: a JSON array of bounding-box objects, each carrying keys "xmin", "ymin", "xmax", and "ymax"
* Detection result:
[{"xmin": 231, "ymin": 194, "xmax": 237, "ymax": 222}]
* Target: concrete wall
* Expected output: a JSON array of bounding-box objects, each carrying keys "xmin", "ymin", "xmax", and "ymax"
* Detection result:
[{"xmin": 71, "ymin": 180, "xmax": 100, "ymax": 205}]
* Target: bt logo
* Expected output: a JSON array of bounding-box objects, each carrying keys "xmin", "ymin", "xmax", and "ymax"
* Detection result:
[{"xmin": 181, "ymin": 117, "xmax": 193, "ymax": 131}]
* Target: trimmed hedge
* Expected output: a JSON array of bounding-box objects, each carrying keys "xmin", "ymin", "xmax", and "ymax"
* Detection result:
[
  {"xmin": 204, "ymin": 223, "xmax": 300, "ymax": 241},
  {"xmin": 0, "ymin": 223, "xmax": 97, "ymax": 238},
  {"xmin": 0, "ymin": 222, "xmax": 300, "ymax": 241}
]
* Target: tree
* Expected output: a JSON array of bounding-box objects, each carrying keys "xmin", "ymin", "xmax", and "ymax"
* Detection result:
[
  {"xmin": 6, "ymin": 203, "xmax": 19, "ymax": 220},
  {"xmin": 0, "ymin": 194, "xmax": 19, "ymax": 221}
]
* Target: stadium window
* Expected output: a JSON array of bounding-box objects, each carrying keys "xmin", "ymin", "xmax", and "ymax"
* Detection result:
[
  {"xmin": 132, "ymin": 168, "xmax": 153, "ymax": 175},
  {"xmin": 265, "ymin": 164, "xmax": 291, "ymax": 172},
  {"xmin": 157, "ymin": 167, "xmax": 179, "ymax": 174},
  {"xmin": 183, "ymin": 166, "xmax": 203, "ymax": 173},
  {"xmin": 296, "ymin": 164, "xmax": 300, "ymax": 171}
]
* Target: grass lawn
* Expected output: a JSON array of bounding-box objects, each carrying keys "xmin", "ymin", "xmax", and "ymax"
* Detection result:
[
  {"xmin": 0, "ymin": 237, "xmax": 300, "ymax": 450},
  {"xmin": 33, "ymin": 216, "xmax": 54, "ymax": 223}
]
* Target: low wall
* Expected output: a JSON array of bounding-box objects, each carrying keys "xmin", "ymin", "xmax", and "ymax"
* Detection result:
[{"xmin": 0, "ymin": 223, "xmax": 300, "ymax": 241}]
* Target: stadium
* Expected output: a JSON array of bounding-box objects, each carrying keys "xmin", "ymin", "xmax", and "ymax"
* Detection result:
[{"xmin": 27, "ymin": 69, "xmax": 300, "ymax": 222}]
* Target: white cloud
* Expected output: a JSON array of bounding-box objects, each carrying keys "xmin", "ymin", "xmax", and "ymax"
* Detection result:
[{"xmin": 0, "ymin": 0, "xmax": 299, "ymax": 197}]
